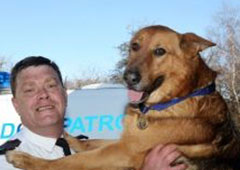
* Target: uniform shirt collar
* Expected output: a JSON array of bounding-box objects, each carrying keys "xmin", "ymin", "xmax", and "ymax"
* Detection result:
[{"xmin": 21, "ymin": 127, "xmax": 60, "ymax": 152}]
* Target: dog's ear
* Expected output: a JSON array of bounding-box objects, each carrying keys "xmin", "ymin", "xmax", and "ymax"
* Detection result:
[{"xmin": 180, "ymin": 33, "xmax": 216, "ymax": 54}]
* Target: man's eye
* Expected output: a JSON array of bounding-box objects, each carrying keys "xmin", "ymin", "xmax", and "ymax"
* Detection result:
[
  {"xmin": 48, "ymin": 84, "xmax": 57, "ymax": 88},
  {"xmin": 24, "ymin": 89, "xmax": 33, "ymax": 93}
]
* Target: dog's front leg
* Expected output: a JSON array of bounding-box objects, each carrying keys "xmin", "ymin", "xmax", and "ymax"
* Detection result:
[
  {"xmin": 6, "ymin": 141, "xmax": 141, "ymax": 170},
  {"xmin": 58, "ymin": 143, "xmax": 143, "ymax": 170},
  {"xmin": 69, "ymin": 139, "xmax": 117, "ymax": 153}
]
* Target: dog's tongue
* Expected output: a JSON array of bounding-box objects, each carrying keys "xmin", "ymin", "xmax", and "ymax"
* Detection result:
[{"xmin": 128, "ymin": 89, "xmax": 144, "ymax": 103}]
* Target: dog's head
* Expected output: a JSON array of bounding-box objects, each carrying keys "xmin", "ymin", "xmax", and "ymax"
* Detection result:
[{"xmin": 124, "ymin": 25, "xmax": 216, "ymax": 105}]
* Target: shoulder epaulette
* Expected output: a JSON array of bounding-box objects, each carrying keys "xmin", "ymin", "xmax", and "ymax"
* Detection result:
[
  {"xmin": 0, "ymin": 139, "xmax": 21, "ymax": 155},
  {"xmin": 76, "ymin": 134, "xmax": 89, "ymax": 140}
]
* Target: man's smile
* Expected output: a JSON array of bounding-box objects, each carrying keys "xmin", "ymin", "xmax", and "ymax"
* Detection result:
[{"xmin": 36, "ymin": 105, "xmax": 54, "ymax": 112}]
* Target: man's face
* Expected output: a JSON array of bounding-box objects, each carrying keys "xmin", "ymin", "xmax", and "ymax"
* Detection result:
[{"xmin": 12, "ymin": 65, "xmax": 67, "ymax": 131}]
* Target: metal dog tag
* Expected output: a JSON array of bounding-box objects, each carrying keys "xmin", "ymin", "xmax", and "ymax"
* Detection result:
[{"xmin": 137, "ymin": 115, "xmax": 148, "ymax": 130}]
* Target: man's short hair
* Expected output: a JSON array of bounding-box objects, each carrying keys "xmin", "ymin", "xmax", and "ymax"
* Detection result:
[{"xmin": 10, "ymin": 56, "xmax": 64, "ymax": 97}]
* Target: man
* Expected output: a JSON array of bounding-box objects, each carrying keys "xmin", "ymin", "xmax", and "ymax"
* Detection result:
[{"xmin": 0, "ymin": 56, "xmax": 186, "ymax": 170}]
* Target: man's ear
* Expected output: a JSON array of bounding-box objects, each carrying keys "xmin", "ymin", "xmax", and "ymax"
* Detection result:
[
  {"xmin": 180, "ymin": 33, "xmax": 216, "ymax": 55},
  {"xmin": 12, "ymin": 97, "xmax": 21, "ymax": 115}
]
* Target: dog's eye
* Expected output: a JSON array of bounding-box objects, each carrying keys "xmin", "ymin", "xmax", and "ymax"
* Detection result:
[
  {"xmin": 131, "ymin": 42, "xmax": 140, "ymax": 51},
  {"xmin": 154, "ymin": 48, "xmax": 166, "ymax": 56}
]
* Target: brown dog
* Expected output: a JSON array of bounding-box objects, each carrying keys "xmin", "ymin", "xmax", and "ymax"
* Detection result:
[{"xmin": 6, "ymin": 25, "xmax": 240, "ymax": 170}]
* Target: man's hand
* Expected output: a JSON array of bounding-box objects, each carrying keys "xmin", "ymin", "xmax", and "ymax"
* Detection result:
[{"xmin": 141, "ymin": 144, "xmax": 187, "ymax": 170}]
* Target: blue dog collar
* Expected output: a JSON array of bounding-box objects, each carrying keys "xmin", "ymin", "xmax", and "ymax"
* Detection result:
[{"xmin": 139, "ymin": 82, "xmax": 216, "ymax": 114}]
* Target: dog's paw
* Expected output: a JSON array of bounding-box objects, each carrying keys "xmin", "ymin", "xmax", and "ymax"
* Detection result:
[{"xmin": 6, "ymin": 150, "xmax": 34, "ymax": 169}]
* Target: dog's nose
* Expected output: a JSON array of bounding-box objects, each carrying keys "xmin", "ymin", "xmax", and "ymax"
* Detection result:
[{"xmin": 123, "ymin": 69, "xmax": 141, "ymax": 86}]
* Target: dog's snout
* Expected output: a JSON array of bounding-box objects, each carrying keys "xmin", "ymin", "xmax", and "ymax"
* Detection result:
[{"xmin": 123, "ymin": 69, "xmax": 141, "ymax": 86}]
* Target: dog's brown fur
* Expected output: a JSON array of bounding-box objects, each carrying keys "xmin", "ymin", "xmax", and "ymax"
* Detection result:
[{"xmin": 6, "ymin": 25, "xmax": 240, "ymax": 170}]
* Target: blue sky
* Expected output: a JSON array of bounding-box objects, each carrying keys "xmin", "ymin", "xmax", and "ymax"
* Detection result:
[{"xmin": 0, "ymin": 0, "xmax": 239, "ymax": 80}]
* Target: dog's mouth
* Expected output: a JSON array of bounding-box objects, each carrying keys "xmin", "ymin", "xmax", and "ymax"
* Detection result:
[{"xmin": 127, "ymin": 75, "xmax": 165, "ymax": 104}]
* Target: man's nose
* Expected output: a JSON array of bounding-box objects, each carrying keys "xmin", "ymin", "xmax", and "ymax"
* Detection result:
[{"xmin": 37, "ymin": 88, "xmax": 49, "ymax": 100}]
